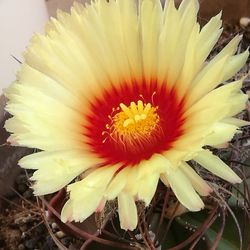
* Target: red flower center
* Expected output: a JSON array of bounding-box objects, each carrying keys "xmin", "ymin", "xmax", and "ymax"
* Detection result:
[{"xmin": 84, "ymin": 79, "xmax": 185, "ymax": 166}]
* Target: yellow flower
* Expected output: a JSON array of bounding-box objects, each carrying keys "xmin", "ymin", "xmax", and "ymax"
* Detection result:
[{"xmin": 5, "ymin": 0, "xmax": 249, "ymax": 230}]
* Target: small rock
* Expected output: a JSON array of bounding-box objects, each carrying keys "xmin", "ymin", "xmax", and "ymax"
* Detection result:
[
  {"xmin": 18, "ymin": 244, "xmax": 25, "ymax": 250},
  {"xmin": 51, "ymin": 222, "xmax": 58, "ymax": 230},
  {"xmin": 56, "ymin": 231, "xmax": 66, "ymax": 238},
  {"xmin": 240, "ymin": 17, "xmax": 250, "ymax": 28}
]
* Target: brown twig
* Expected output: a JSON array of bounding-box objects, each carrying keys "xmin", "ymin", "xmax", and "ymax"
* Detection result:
[
  {"xmin": 154, "ymin": 189, "xmax": 170, "ymax": 245},
  {"xmin": 166, "ymin": 204, "xmax": 219, "ymax": 250},
  {"xmin": 212, "ymin": 187, "xmax": 243, "ymax": 250},
  {"xmin": 210, "ymin": 208, "xmax": 226, "ymax": 250}
]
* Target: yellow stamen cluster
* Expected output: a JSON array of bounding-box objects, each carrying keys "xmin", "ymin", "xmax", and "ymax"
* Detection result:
[
  {"xmin": 114, "ymin": 101, "xmax": 160, "ymax": 135},
  {"xmin": 103, "ymin": 100, "xmax": 160, "ymax": 148}
]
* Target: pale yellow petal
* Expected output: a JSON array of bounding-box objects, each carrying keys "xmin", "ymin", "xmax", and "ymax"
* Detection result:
[
  {"xmin": 222, "ymin": 50, "xmax": 249, "ymax": 82},
  {"xmin": 118, "ymin": 192, "xmax": 138, "ymax": 231},
  {"xmin": 62, "ymin": 166, "xmax": 118, "ymax": 223},
  {"xmin": 157, "ymin": 0, "xmax": 180, "ymax": 84},
  {"xmin": 105, "ymin": 167, "xmax": 130, "ymax": 200},
  {"xmin": 187, "ymin": 55, "xmax": 229, "ymax": 105},
  {"xmin": 140, "ymin": 0, "xmax": 162, "ymax": 82},
  {"xmin": 226, "ymin": 93, "xmax": 248, "ymax": 117},
  {"xmin": 137, "ymin": 173, "xmax": 159, "ymax": 206},
  {"xmin": 61, "ymin": 200, "xmax": 74, "ymax": 222},
  {"xmin": 162, "ymin": 165, "xmax": 204, "ymax": 211},
  {"xmin": 163, "ymin": 149, "xmax": 192, "ymax": 166},
  {"xmin": 15, "ymin": 64, "xmax": 82, "ymax": 109},
  {"xmin": 180, "ymin": 162, "xmax": 212, "ymax": 196},
  {"xmin": 185, "ymin": 78, "xmax": 243, "ymax": 116},
  {"xmin": 194, "ymin": 150, "xmax": 242, "ymax": 183},
  {"xmin": 205, "ymin": 122, "xmax": 238, "ymax": 146},
  {"xmin": 212, "ymin": 34, "xmax": 242, "ymax": 61},
  {"xmin": 177, "ymin": 13, "xmax": 222, "ymax": 95},
  {"xmin": 138, "ymin": 153, "xmax": 168, "ymax": 179},
  {"xmin": 96, "ymin": 0, "xmax": 133, "ymax": 82},
  {"xmin": 160, "ymin": 173, "xmax": 170, "ymax": 187},
  {"xmin": 19, "ymin": 150, "xmax": 97, "ymax": 170},
  {"xmin": 117, "ymin": 0, "xmax": 142, "ymax": 79},
  {"xmin": 124, "ymin": 166, "xmax": 140, "ymax": 196},
  {"xmin": 222, "ymin": 117, "xmax": 250, "ymax": 127},
  {"xmin": 61, "ymin": 190, "xmax": 103, "ymax": 223},
  {"xmin": 166, "ymin": 0, "xmax": 198, "ymax": 85},
  {"xmin": 67, "ymin": 165, "xmax": 119, "ymax": 198},
  {"xmin": 195, "ymin": 13, "xmax": 222, "ymax": 66},
  {"xmin": 19, "ymin": 150, "xmax": 98, "ymax": 195}
]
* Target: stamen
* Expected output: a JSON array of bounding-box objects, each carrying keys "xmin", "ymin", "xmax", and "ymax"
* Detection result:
[
  {"xmin": 151, "ymin": 91, "xmax": 156, "ymax": 106},
  {"xmin": 137, "ymin": 100, "xmax": 144, "ymax": 113},
  {"xmin": 102, "ymin": 100, "xmax": 162, "ymax": 154}
]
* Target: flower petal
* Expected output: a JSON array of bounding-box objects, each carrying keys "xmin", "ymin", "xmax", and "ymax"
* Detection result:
[
  {"xmin": 105, "ymin": 167, "xmax": 130, "ymax": 200},
  {"xmin": 19, "ymin": 150, "xmax": 98, "ymax": 195},
  {"xmin": 138, "ymin": 153, "xmax": 168, "ymax": 179},
  {"xmin": 194, "ymin": 150, "xmax": 242, "ymax": 183},
  {"xmin": 222, "ymin": 117, "xmax": 250, "ymax": 127},
  {"xmin": 180, "ymin": 162, "xmax": 212, "ymax": 196},
  {"xmin": 19, "ymin": 150, "xmax": 98, "ymax": 170},
  {"xmin": 163, "ymin": 160, "xmax": 204, "ymax": 211},
  {"xmin": 118, "ymin": 192, "xmax": 138, "ymax": 231},
  {"xmin": 205, "ymin": 122, "xmax": 238, "ymax": 146},
  {"xmin": 140, "ymin": 0, "xmax": 162, "ymax": 82},
  {"xmin": 222, "ymin": 50, "xmax": 249, "ymax": 82},
  {"xmin": 61, "ymin": 191, "xmax": 103, "ymax": 223},
  {"xmin": 62, "ymin": 166, "xmax": 118, "ymax": 223},
  {"xmin": 137, "ymin": 173, "xmax": 159, "ymax": 206}
]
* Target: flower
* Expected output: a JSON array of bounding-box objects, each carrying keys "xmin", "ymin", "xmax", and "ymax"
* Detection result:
[{"xmin": 4, "ymin": 0, "xmax": 249, "ymax": 230}]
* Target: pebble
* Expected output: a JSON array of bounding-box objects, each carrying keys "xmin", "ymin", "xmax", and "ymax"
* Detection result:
[
  {"xmin": 18, "ymin": 244, "xmax": 25, "ymax": 250},
  {"xmin": 56, "ymin": 231, "xmax": 66, "ymax": 238},
  {"xmin": 51, "ymin": 222, "xmax": 58, "ymax": 230},
  {"xmin": 240, "ymin": 17, "xmax": 250, "ymax": 28}
]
